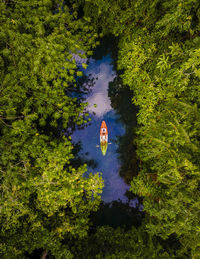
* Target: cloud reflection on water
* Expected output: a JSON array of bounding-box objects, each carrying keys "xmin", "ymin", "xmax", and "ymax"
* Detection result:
[{"xmin": 85, "ymin": 57, "xmax": 116, "ymax": 118}]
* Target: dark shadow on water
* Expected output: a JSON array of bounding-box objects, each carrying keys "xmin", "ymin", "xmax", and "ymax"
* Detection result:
[
  {"xmin": 92, "ymin": 34, "xmax": 119, "ymax": 70},
  {"xmin": 70, "ymin": 141, "xmax": 98, "ymax": 170},
  {"xmin": 108, "ymin": 75, "xmax": 139, "ymax": 185},
  {"xmin": 90, "ymin": 200, "xmax": 144, "ymax": 230}
]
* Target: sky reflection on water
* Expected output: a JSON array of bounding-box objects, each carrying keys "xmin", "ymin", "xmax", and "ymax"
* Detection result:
[
  {"xmin": 72, "ymin": 55, "xmax": 130, "ymax": 203},
  {"xmin": 85, "ymin": 57, "xmax": 114, "ymax": 117}
]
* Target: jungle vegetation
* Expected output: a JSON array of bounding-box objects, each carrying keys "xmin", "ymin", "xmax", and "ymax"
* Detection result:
[{"xmin": 1, "ymin": 0, "xmax": 200, "ymax": 258}]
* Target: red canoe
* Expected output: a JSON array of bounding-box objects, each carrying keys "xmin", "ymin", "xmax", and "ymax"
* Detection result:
[{"xmin": 100, "ymin": 121, "xmax": 108, "ymax": 156}]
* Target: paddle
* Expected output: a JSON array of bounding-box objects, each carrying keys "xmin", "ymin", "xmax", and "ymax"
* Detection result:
[{"xmin": 96, "ymin": 142, "xmax": 112, "ymax": 148}]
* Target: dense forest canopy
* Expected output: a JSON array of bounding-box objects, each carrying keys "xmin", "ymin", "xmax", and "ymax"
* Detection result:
[
  {"xmin": 1, "ymin": 0, "xmax": 200, "ymax": 258},
  {"xmin": 0, "ymin": 1, "xmax": 103, "ymax": 257}
]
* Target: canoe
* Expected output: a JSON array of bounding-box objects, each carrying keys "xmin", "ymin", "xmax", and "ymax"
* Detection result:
[{"xmin": 100, "ymin": 120, "xmax": 108, "ymax": 156}]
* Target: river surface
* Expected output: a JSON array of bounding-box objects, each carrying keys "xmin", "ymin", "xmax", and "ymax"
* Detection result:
[{"xmin": 72, "ymin": 55, "xmax": 131, "ymax": 203}]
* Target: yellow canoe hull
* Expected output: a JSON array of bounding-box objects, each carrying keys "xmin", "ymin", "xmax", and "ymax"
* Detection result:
[{"xmin": 101, "ymin": 141, "xmax": 108, "ymax": 156}]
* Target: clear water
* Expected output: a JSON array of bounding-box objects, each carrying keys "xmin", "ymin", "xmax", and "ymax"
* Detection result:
[{"xmin": 72, "ymin": 55, "xmax": 130, "ymax": 203}]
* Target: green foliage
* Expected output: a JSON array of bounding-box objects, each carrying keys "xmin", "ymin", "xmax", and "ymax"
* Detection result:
[
  {"xmin": 2, "ymin": 0, "xmax": 200, "ymax": 257},
  {"xmin": 0, "ymin": 1, "xmax": 103, "ymax": 258},
  {"xmin": 83, "ymin": 0, "xmax": 200, "ymax": 257},
  {"xmin": 70, "ymin": 225, "xmax": 175, "ymax": 258},
  {"xmin": 115, "ymin": 1, "xmax": 200, "ymax": 257}
]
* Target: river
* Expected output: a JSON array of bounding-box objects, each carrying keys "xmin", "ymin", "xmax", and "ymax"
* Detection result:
[{"xmin": 72, "ymin": 55, "xmax": 131, "ymax": 203}]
